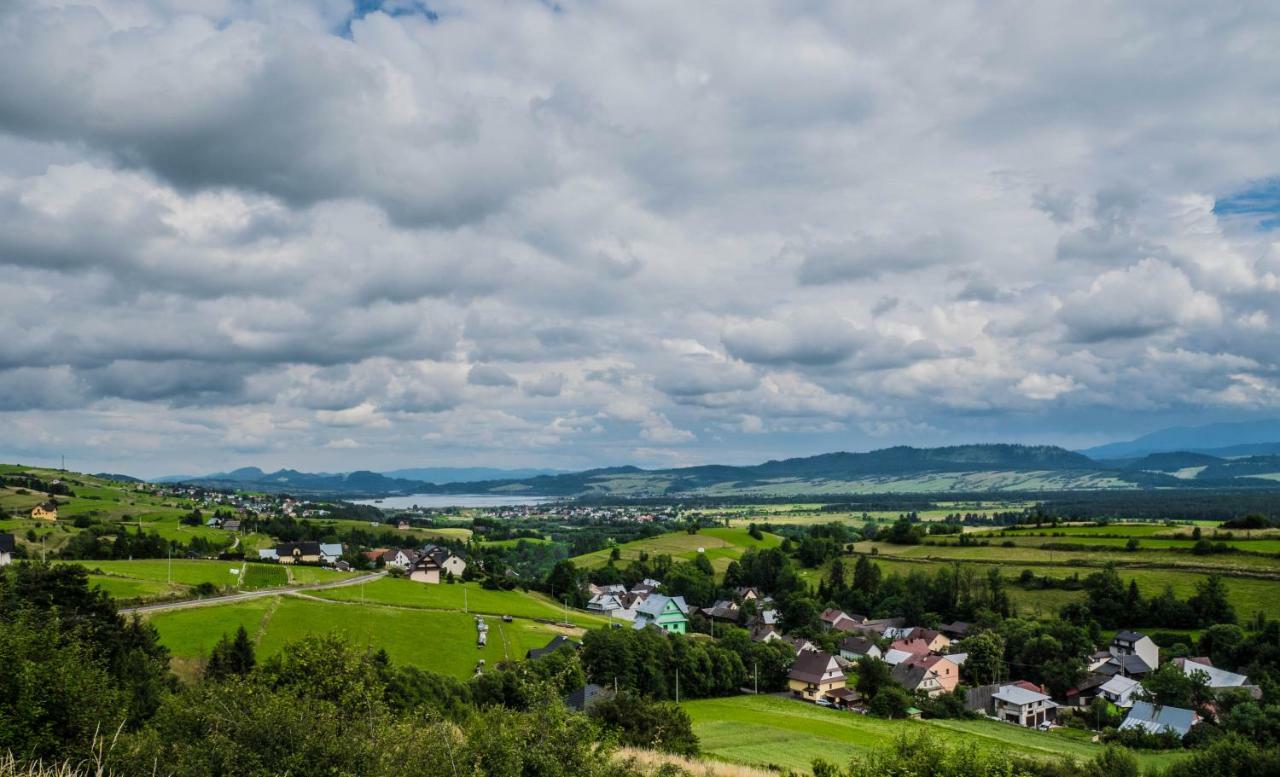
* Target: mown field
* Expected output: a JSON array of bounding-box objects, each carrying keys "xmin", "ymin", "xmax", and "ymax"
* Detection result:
[
  {"xmin": 145, "ymin": 591, "xmax": 588, "ymax": 680},
  {"xmin": 312, "ymin": 577, "xmax": 609, "ymax": 628},
  {"xmin": 67, "ymin": 558, "xmax": 358, "ymax": 603},
  {"xmin": 683, "ymin": 695, "xmax": 1186, "ymax": 774},
  {"xmin": 571, "ymin": 527, "xmax": 782, "ymax": 573}
]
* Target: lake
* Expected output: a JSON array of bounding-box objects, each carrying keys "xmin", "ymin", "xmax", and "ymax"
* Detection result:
[{"xmin": 351, "ymin": 494, "xmax": 557, "ymax": 509}]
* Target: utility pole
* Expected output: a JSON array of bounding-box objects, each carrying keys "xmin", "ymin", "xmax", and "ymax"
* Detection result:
[
  {"xmin": 754, "ymin": 660, "xmax": 758, "ymax": 695},
  {"xmin": 168, "ymin": 545, "xmax": 172, "ymax": 584},
  {"xmin": 676, "ymin": 667, "xmax": 680, "ymax": 704},
  {"xmin": 463, "ymin": 584, "xmax": 468, "ymax": 613}
]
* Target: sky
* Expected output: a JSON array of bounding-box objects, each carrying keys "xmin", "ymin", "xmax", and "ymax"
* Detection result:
[{"xmin": 3, "ymin": 1, "xmax": 1280, "ymax": 478}]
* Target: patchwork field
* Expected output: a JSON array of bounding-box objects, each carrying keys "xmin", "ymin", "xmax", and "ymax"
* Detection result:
[
  {"xmin": 312, "ymin": 577, "xmax": 609, "ymax": 628},
  {"xmin": 145, "ymin": 591, "xmax": 588, "ymax": 680},
  {"xmin": 67, "ymin": 559, "xmax": 358, "ymax": 603},
  {"xmin": 571, "ymin": 527, "xmax": 783, "ymax": 572},
  {"xmin": 683, "ymin": 695, "xmax": 1186, "ymax": 774}
]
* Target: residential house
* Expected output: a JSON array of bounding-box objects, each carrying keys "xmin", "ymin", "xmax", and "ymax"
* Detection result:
[
  {"xmin": 782, "ymin": 635, "xmax": 818, "ymax": 655},
  {"xmin": 700, "ymin": 599, "xmax": 741, "ymax": 623},
  {"xmin": 882, "ymin": 648, "xmax": 915, "ymax": 666},
  {"xmin": 564, "ymin": 683, "xmax": 614, "ymax": 712},
  {"xmin": 891, "ymin": 654, "xmax": 961, "ymax": 697},
  {"xmin": 990, "ymin": 684, "xmax": 1058, "ymax": 727},
  {"xmin": 1119, "ymin": 701, "xmax": 1197, "ymax": 739},
  {"xmin": 839, "ymin": 635, "xmax": 882, "ymax": 663},
  {"xmin": 890, "ymin": 637, "xmax": 934, "ymax": 658},
  {"xmin": 1066, "ymin": 673, "xmax": 1112, "ymax": 707},
  {"xmin": 587, "ymin": 592, "xmax": 627, "ymax": 613},
  {"xmin": 631, "ymin": 594, "xmax": 689, "ymax": 634},
  {"xmin": 820, "ymin": 608, "xmax": 868, "ymax": 633},
  {"xmin": 1107, "ymin": 630, "xmax": 1159, "ymax": 676},
  {"xmin": 410, "ymin": 545, "xmax": 466, "ymax": 583},
  {"xmin": 734, "ymin": 586, "xmax": 762, "ymax": 601},
  {"xmin": 30, "ymin": 501, "xmax": 58, "ymax": 521},
  {"xmin": 372, "ymin": 548, "xmax": 416, "ymax": 570},
  {"xmin": 1171, "ymin": 658, "xmax": 1252, "ymax": 693},
  {"xmin": 750, "ymin": 623, "xmax": 782, "ymax": 643},
  {"xmin": 319, "ymin": 543, "xmax": 344, "ymax": 564},
  {"xmin": 787, "ymin": 651, "xmax": 847, "ymax": 702},
  {"xmin": 939, "ymin": 621, "xmax": 972, "ymax": 639},
  {"xmin": 0, "ymin": 533, "xmax": 13, "ymax": 567},
  {"xmin": 904, "ymin": 627, "xmax": 952, "ymax": 653},
  {"xmin": 275, "ymin": 541, "xmax": 323, "ymax": 565},
  {"xmin": 526, "ymin": 635, "xmax": 582, "ymax": 660},
  {"xmin": 1099, "ymin": 675, "xmax": 1143, "ymax": 708},
  {"xmin": 629, "ymin": 579, "xmax": 661, "ymax": 596},
  {"xmin": 257, "ymin": 548, "xmax": 279, "ymax": 562}
]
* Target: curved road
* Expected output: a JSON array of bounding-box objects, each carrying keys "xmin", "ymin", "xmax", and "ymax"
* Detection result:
[{"xmin": 120, "ymin": 571, "xmax": 386, "ymax": 615}]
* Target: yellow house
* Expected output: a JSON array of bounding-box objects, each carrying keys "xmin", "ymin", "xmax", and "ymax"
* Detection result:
[
  {"xmin": 31, "ymin": 501, "xmax": 58, "ymax": 521},
  {"xmin": 787, "ymin": 651, "xmax": 847, "ymax": 702}
]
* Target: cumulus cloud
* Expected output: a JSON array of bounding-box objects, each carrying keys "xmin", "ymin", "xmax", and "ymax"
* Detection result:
[{"xmin": 1, "ymin": 1, "xmax": 1279, "ymax": 474}]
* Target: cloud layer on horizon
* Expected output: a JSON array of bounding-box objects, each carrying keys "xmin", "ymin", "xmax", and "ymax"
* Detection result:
[{"xmin": 2, "ymin": 1, "xmax": 1280, "ymax": 476}]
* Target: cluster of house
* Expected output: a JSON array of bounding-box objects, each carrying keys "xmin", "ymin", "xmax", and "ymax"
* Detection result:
[
  {"xmin": 0, "ymin": 533, "xmax": 14, "ymax": 566},
  {"xmin": 1063, "ymin": 630, "xmax": 1258, "ymax": 738},
  {"xmin": 782, "ymin": 611, "xmax": 975, "ymax": 710},
  {"xmin": 258, "ymin": 541, "xmax": 346, "ymax": 567},
  {"xmin": 360, "ymin": 544, "xmax": 467, "ymax": 584},
  {"xmin": 586, "ymin": 579, "xmax": 693, "ymax": 633},
  {"xmin": 782, "ymin": 613, "xmax": 1256, "ymax": 736}
]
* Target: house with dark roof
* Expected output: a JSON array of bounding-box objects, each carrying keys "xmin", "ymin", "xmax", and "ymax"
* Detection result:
[
  {"xmin": 526, "ymin": 635, "xmax": 582, "ymax": 660},
  {"xmin": 820, "ymin": 608, "xmax": 868, "ymax": 633},
  {"xmin": 275, "ymin": 541, "xmax": 322, "ymax": 564},
  {"xmin": 0, "ymin": 533, "xmax": 14, "ymax": 567},
  {"xmin": 410, "ymin": 545, "xmax": 466, "ymax": 584},
  {"xmin": 939, "ymin": 621, "xmax": 972, "ymax": 639},
  {"xmin": 838, "ymin": 635, "xmax": 882, "ymax": 662},
  {"xmin": 31, "ymin": 501, "xmax": 58, "ymax": 521},
  {"xmin": 787, "ymin": 651, "xmax": 846, "ymax": 702},
  {"xmin": 891, "ymin": 654, "xmax": 960, "ymax": 696},
  {"xmin": 700, "ymin": 599, "xmax": 741, "ymax": 623},
  {"xmin": 564, "ymin": 683, "xmax": 614, "ymax": 712},
  {"xmin": 1106, "ymin": 630, "xmax": 1159, "ymax": 676}
]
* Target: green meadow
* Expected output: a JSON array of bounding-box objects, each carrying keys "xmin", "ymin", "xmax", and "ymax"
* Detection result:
[
  {"xmin": 312, "ymin": 576, "xmax": 609, "ymax": 628},
  {"xmin": 683, "ymin": 695, "xmax": 1186, "ymax": 774},
  {"xmin": 571, "ymin": 527, "xmax": 783, "ymax": 573},
  {"xmin": 145, "ymin": 593, "xmax": 587, "ymax": 680}
]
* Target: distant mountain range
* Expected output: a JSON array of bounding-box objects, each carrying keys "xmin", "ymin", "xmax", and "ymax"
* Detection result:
[
  {"xmin": 152, "ymin": 466, "xmax": 565, "ymax": 497},
  {"xmin": 1080, "ymin": 419, "xmax": 1280, "ymax": 459},
  {"xmin": 413, "ymin": 444, "xmax": 1280, "ymax": 497},
  {"xmin": 147, "ymin": 421, "xmax": 1280, "ymax": 498}
]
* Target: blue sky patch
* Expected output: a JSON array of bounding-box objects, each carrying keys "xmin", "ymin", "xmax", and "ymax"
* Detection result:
[
  {"xmin": 340, "ymin": 1, "xmax": 438, "ymax": 37},
  {"xmin": 1214, "ymin": 178, "xmax": 1280, "ymax": 229}
]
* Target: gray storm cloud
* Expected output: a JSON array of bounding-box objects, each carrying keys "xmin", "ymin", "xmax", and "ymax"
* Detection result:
[{"xmin": 0, "ymin": 0, "xmax": 1279, "ymax": 475}]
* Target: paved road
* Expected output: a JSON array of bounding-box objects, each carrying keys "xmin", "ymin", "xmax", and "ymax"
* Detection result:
[{"xmin": 120, "ymin": 571, "xmax": 386, "ymax": 615}]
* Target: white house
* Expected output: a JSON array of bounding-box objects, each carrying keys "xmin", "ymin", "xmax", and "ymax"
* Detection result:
[
  {"xmin": 1108, "ymin": 630, "xmax": 1159, "ymax": 676},
  {"xmin": 991, "ymin": 684, "xmax": 1058, "ymax": 727},
  {"xmin": 319, "ymin": 543, "xmax": 344, "ymax": 564},
  {"xmin": 1099, "ymin": 675, "xmax": 1143, "ymax": 708},
  {"xmin": 409, "ymin": 545, "xmax": 467, "ymax": 584}
]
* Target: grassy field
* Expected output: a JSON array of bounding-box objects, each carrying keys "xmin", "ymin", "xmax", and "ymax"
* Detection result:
[
  {"xmin": 145, "ymin": 593, "xmax": 587, "ymax": 679},
  {"xmin": 66, "ymin": 559, "xmax": 356, "ymax": 603},
  {"xmin": 241, "ymin": 563, "xmax": 288, "ymax": 589},
  {"xmin": 572, "ymin": 527, "xmax": 783, "ymax": 573},
  {"xmin": 809, "ymin": 555, "xmax": 1280, "ymax": 622},
  {"xmin": 684, "ymin": 695, "xmax": 1185, "ymax": 774},
  {"xmin": 312, "ymin": 577, "xmax": 609, "ymax": 628}
]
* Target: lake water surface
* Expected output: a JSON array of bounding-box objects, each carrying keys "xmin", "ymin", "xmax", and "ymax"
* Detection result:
[{"xmin": 351, "ymin": 494, "xmax": 557, "ymax": 509}]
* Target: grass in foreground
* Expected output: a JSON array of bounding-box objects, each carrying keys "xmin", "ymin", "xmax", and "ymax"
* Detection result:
[
  {"xmin": 145, "ymin": 594, "xmax": 584, "ymax": 679},
  {"xmin": 683, "ymin": 695, "xmax": 1186, "ymax": 774}
]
